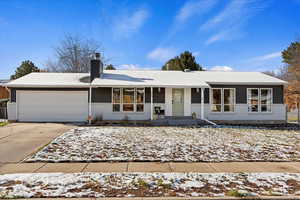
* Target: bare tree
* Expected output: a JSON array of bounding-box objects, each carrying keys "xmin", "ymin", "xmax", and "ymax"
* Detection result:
[{"xmin": 46, "ymin": 34, "xmax": 105, "ymax": 72}]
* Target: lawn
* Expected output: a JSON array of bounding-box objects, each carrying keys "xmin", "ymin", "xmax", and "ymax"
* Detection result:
[
  {"xmin": 0, "ymin": 122, "xmax": 8, "ymax": 127},
  {"xmin": 0, "ymin": 172, "xmax": 299, "ymax": 198},
  {"xmin": 28, "ymin": 127, "xmax": 300, "ymax": 162}
]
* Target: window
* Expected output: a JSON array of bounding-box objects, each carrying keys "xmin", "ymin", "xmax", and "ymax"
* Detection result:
[
  {"xmin": 260, "ymin": 89, "xmax": 272, "ymax": 112},
  {"xmin": 112, "ymin": 88, "xmax": 121, "ymax": 112},
  {"xmin": 136, "ymin": 88, "xmax": 145, "ymax": 112},
  {"xmin": 211, "ymin": 88, "xmax": 235, "ymax": 112},
  {"xmin": 247, "ymin": 88, "xmax": 272, "ymax": 112},
  {"xmin": 224, "ymin": 89, "xmax": 235, "ymax": 112},
  {"xmin": 247, "ymin": 89, "xmax": 259, "ymax": 112},
  {"xmin": 112, "ymin": 88, "xmax": 145, "ymax": 112},
  {"xmin": 212, "ymin": 89, "xmax": 222, "ymax": 112},
  {"xmin": 123, "ymin": 88, "xmax": 134, "ymax": 112}
]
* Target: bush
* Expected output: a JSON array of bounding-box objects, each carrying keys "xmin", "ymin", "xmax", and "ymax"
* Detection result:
[{"xmin": 92, "ymin": 114, "xmax": 103, "ymax": 124}]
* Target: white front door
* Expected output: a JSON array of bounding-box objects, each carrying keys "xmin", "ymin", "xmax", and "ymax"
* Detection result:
[{"xmin": 172, "ymin": 88, "xmax": 184, "ymax": 116}]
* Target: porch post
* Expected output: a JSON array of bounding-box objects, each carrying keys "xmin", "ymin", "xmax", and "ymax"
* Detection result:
[
  {"xmin": 201, "ymin": 87, "xmax": 204, "ymax": 119},
  {"xmin": 88, "ymin": 86, "xmax": 92, "ymax": 124},
  {"xmin": 150, "ymin": 87, "xmax": 153, "ymax": 120}
]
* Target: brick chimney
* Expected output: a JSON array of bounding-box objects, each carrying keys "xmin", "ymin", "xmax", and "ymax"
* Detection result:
[{"xmin": 90, "ymin": 53, "xmax": 103, "ymax": 82}]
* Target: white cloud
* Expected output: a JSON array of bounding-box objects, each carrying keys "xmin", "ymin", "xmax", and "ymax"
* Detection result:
[
  {"xmin": 118, "ymin": 64, "xmax": 140, "ymax": 70},
  {"xmin": 118, "ymin": 64, "xmax": 155, "ymax": 71},
  {"xmin": 147, "ymin": 47, "xmax": 178, "ymax": 62},
  {"xmin": 113, "ymin": 8, "xmax": 149, "ymax": 39},
  {"xmin": 193, "ymin": 51, "xmax": 200, "ymax": 57},
  {"xmin": 210, "ymin": 66, "xmax": 233, "ymax": 71},
  {"xmin": 205, "ymin": 30, "xmax": 230, "ymax": 45},
  {"xmin": 201, "ymin": 0, "xmax": 267, "ymax": 44},
  {"xmin": 176, "ymin": 0, "xmax": 218, "ymax": 23},
  {"xmin": 251, "ymin": 51, "xmax": 281, "ymax": 61}
]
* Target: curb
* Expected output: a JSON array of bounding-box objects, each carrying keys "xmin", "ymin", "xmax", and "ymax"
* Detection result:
[{"xmin": 15, "ymin": 196, "xmax": 300, "ymax": 200}]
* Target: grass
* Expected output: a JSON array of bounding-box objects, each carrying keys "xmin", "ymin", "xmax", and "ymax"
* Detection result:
[
  {"xmin": 227, "ymin": 189, "xmax": 248, "ymax": 197},
  {"xmin": 0, "ymin": 122, "xmax": 8, "ymax": 127}
]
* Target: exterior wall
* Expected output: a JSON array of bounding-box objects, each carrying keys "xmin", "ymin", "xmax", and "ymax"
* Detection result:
[
  {"xmin": 190, "ymin": 85, "xmax": 285, "ymax": 122},
  {"xmin": 208, "ymin": 85, "xmax": 284, "ymax": 104},
  {"xmin": 92, "ymin": 103, "xmax": 151, "ymax": 120},
  {"xmin": 191, "ymin": 88, "xmax": 209, "ymax": 103},
  {"xmin": 165, "ymin": 88, "xmax": 172, "ymax": 116},
  {"xmin": 92, "ymin": 87, "xmax": 165, "ymax": 103},
  {"xmin": 184, "ymin": 88, "xmax": 191, "ymax": 116},
  {"xmin": 7, "ymin": 102, "xmax": 16, "ymax": 120},
  {"xmin": 8, "ymin": 85, "xmax": 285, "ymax": 122},
  {"xmin": 191, "ymin": 104, "xmax": 286, "ymax": 121},
  {"xmin": 92, "ymin": 88, "xmax": 111, "ymax": 103}
]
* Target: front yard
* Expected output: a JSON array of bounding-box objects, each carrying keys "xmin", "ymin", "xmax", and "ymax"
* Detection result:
[
  {"xmin": 0, "ymin": 172, "xmax": 299, "ymax": 198},
  {"xmin": 28, "ymin": 126, "xmax": 300, "ymax": 162}
]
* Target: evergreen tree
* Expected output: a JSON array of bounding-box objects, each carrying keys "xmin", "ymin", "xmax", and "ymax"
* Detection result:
[
  {"xmin": 11, "ymin": 60, "xmax": 40, "ymax": 80},
  {"xmin": 105, "ymin": 64, "xmax": 116, "ymax": 70},
  {"xmin": 162, "ymin": 51, "xmax": 203, "ymax": 71}
]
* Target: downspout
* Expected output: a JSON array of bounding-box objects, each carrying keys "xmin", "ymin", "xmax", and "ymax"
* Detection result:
[
  {"xmin": 88, "ymin": 85, "xmax": 92, "ymax": 125},
  {"xmin": 150, "ymin": 87, "xmax": 153, "ymax": 120},
  {"xmin": 201, "ymin": 87, "xmax": 217, "ymax": 126},
  {"xmin": 201, "ymin": 87, "xmax": 204, "ymax": 120}
]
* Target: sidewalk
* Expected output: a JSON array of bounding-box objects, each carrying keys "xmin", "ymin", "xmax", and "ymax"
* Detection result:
[
  {"xmin": 12, "ymin": 196, "xmax": 300, "ymax": 200},
  {"xmin": 1, "ymin": 162, "xmax": 299, "ymax": 174}
]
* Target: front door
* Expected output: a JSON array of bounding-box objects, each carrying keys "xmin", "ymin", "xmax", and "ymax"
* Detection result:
[{"xmin": 172, "ymin": 88, "xmax": 184, "ymax": 116}]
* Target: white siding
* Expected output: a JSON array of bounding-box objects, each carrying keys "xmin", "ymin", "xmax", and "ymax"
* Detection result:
[
  {"xmin": 7, "ymin": 102, "xmax": 17, "ymax": 120},
  {"xmin": 191, "ymin": 104, "xmax": 286, "ymax": 121},
  {"xmin": 184, "ymin": 88, "xmax": 191, "ymax": 116},
  {"xmin": 165, "ymin": 88, "xmax": 172, "ymax": 116},
  {"xmin": 17, "ymin": 90, "xmax": 88, "ymax": 122},
  {"xmin": 92, "ymin": 103, "xmax": 151, "ymax": 120}
]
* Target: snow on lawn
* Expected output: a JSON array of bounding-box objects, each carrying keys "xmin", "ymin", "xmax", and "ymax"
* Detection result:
[
  {"xmin": 28, "ymin": 127, "xmax": 300, "ymax": 162},
  {"xmin": 0, "ymin": 172, "xmax": 299, "ymax": 198}
]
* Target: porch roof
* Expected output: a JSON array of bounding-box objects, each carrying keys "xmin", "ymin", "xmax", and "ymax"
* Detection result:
[{"xmin": 92, "ymin": 70, "xmax": 209, "ymax": 88}]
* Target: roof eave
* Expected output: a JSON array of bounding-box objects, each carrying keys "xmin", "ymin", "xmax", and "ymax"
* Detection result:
[
  {"xmin": 5, "ymin": 84, "xmax": 91, "ymax": 88},
  {"xmin": 206, "ymin": 81, "xmax": 288, "ymax": 85}
]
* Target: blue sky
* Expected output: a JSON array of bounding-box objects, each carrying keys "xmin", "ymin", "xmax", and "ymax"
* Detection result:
[{"xmin": 0, "ymin": 0, "xmax": 300, "ymax": 79}]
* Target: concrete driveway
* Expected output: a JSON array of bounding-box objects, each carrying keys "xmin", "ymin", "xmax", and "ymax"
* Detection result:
[{"xmin": 0, "ymin": 123, "xmax": 75, "ymax": 165}]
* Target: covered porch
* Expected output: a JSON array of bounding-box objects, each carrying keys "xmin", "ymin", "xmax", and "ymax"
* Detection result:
[{"xmin": 150, "ymin": 87, "xmax": 209, "ymax": 121}]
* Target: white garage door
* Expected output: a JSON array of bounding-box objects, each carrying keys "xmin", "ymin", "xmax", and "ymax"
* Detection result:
[{"xmin": 17, "ymin": 90, "xmax": 88, "ymax": 122}]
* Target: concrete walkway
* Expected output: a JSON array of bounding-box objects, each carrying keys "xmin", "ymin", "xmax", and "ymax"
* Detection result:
[
  {"xmin": 1, "ymin": 161, "xmax": 300, "ymax": 174},
  {"xmin": 11, "ymin": 196, "xmax": 300, "ymax": 200}
]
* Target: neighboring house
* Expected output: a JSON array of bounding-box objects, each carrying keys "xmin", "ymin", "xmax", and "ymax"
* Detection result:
[
  {"xmin": 0, "ymin": 80, "xmax": 9, "ymax": 100},
  {"xmin": 0, "ymin": 80, "xmax": 9, "ymax": 119},
  {"xmin": 5, "ymin": 55, "xmax": 287, "ymax": 124}
]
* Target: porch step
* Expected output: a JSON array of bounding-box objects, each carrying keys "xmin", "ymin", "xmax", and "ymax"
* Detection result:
[
  {"xmin": 167, "ymin": 119, "xmax": 198, "ymax": 126},
  {"xmin": 164, "ymin": 116, "xmax": 193, "ymax": 120},
  {"xmin": 151, "ymin": 118, "xmax": 212, "ymax": 126}
]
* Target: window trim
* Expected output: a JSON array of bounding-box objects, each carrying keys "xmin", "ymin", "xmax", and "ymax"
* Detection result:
[
  {"xmin": 211, "ymin": 88, "xmax": 222, "ymax": 113},
  {"xmin": 247, "ymin": 88, "xmax": 273, "ymax": 113},
  {"xmin": 122, "ymin": 88, "xmax": 135, "ymax": 113},
  {"xmin": 112, "ymin": 88, "xmax": 122, "ymax": 113},
  {"xmin": 135, "ymin": 88, "xmax": 145, "ymax": 113},
  {"xmin": 210, "ymin": 88, "xmax": 236, "ymax": 113},
  {"xmin": 112, "ymin": 87, "xmax": 145, "ymax": 113},
  {"xmin": 223, "ymin": 88, "xmax": 236, "ymax": 113}
]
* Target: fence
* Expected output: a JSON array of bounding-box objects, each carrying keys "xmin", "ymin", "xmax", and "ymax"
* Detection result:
[
  {"xmin": 287, "ymin": 108, "xmax": 300, "ymax": 125},
  {"xmin": 0, "ymin": 106, "xmax": 7, "ymax": 119}
]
